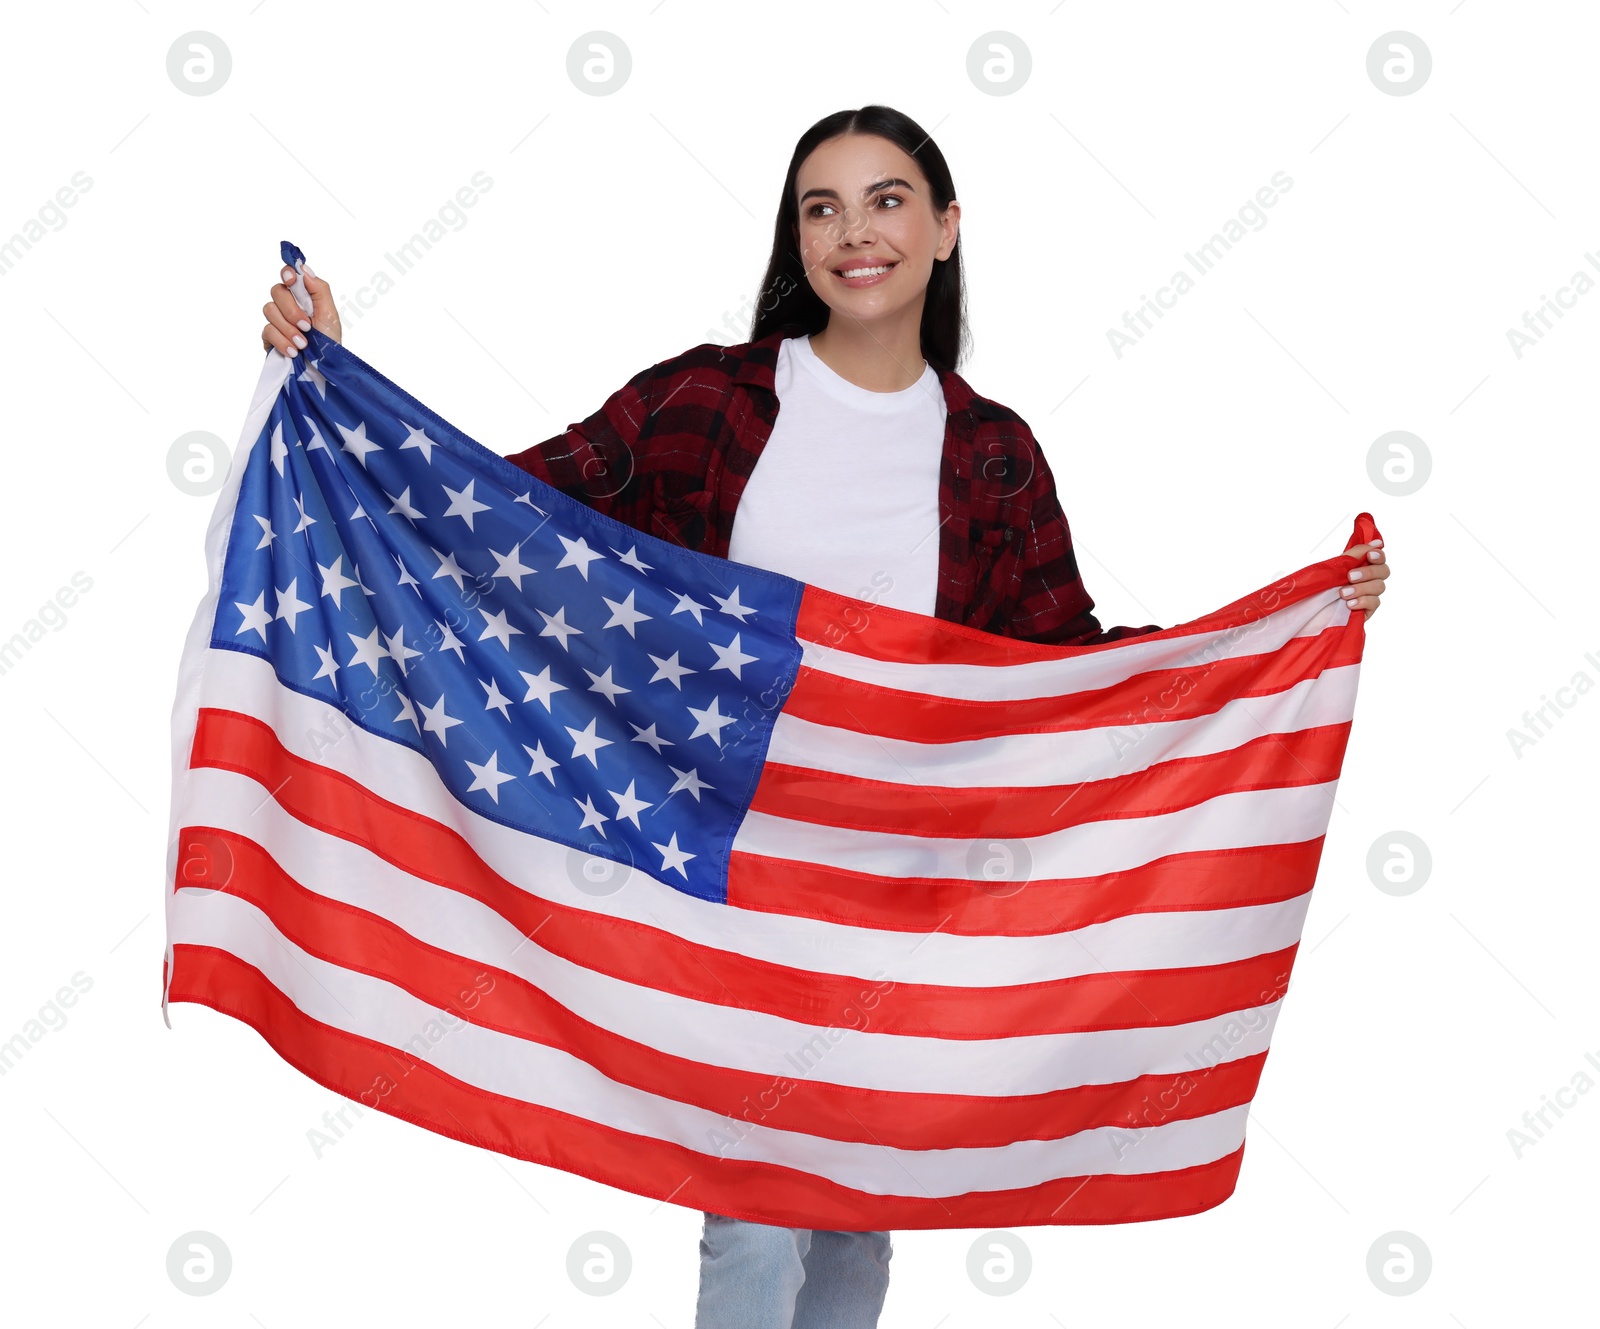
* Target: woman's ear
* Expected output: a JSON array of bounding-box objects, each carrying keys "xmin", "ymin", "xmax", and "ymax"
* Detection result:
[{"xmin": 937, "ymin": 200, "xmax": 961, "ymax": 261}]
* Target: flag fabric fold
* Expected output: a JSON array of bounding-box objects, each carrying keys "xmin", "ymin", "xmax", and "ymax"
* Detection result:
[{"xmin": 163, "ymin": 240, "xmax": 1375, "ymax": 1230}]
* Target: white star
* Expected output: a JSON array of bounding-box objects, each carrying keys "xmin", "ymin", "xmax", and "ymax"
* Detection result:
[
  {"xmin": 479, "ymin": 675, "xmax": 513, "ymax": 720},
  {"xmin": 522, "ymin": 740, "xmax": 559, "ymax": 784},
  {"xmin": 584, "ymin": 666, "xmax": 631, "ymax": 705},
  {"xmin": 273, "ymin": 577, "xmax": 312, "ymax": 633},
  {"xmin": 317, "ymin": 555, "xmax": 358, "ymax": 608},
  {"xmin": 252, "ymin": 513, "xmax": 276, "ymax": 550},
  {"xmin": 303, "ymin": 420, "xmax": 330, "ymax": 453},
  {"xmin": 337, "ymin": 420, "xmax": 382, "ymax": 467},
  {"xmin": 629, "ymin": 721, "xmax": 673, "ymax": 753},
  {"xmin": 609, "ymin": 780, "xmax": 653, "ymax": 829},
  {"xmin": 601, "ymin": 590, "xmax": 650, "ymax": 637},
  {"xmin": 518, "ymin": 664, "xmax": 568, "ymax": 712},
  {"xmin": 234, "ymin": 591, "xmax": 272, "ymax": 643},
  {"xmin": 712, "ymin": 585, "xmax": 756, "ymax": 621},
  {"xmin": 393, "ymin": 694, "xmax": 420, "ymax": 733},
  {"xmin": 298, "ymin": 359, "xmax": 329, "ymax": 398},
  {"xmin": 353, "ymin": 562, "xmax": 375, "ymax": 597},
  {"xmin": 346, "ymin": 626, "xmax": 387, "ymax": 676},
  {"xmin": 350, "ymin": 500, "xmax": 368, "ymax": 522},
  {"xmin": 393, "ymin": 553, "xmax": 421, "ymax": 595},
  {"xmin": 667, "ymin": 765, "xmax": 714, "ymax": 802},
  {"xmin": 611, "ymin": 543, "xmax": 654, "ymax": 574},
  {"xmin": 669, "ymin": 590, "xmax": 710, "ymax": 625},
  {"xmin": 311, "ymin": 641, "xmax": 340, "ymax": 683},
  {"xmin": 433, "ymin": 617, "xmax": 467, "ymax": 662},
  {"xmin": 513, "ymin": 490, "xmax": 546, "ymax": 513},
  {"xmin": 555, "ymin": 534, "xmax": 605, "ymax": 580},
  {"xmin": 709, "ymin": 632, "xmax": 758, "ymax": 680},
  {"xmin": 573, "ymin": 792, "xmax": 610, "ymax": 837},
  {"xmin": 686, "ymin": 696, "xmax": 737, "ymax": 747},
  {"xmin": 269, "ymin": 421, "xmax": 289, "ymax": 476},
  {"xmin": 399, "ymin": 422, "xmax": 440, "ymax": 463},
  {"xmin": 441, "ymin": 478, "xmax": 491, "ymax": 530},
  {"xmin": 382, "ymin": 625, "xmax": 423, "ymax": 675},
  {"xmin": 430, "ymin": 546, "xmax": 468, "ymax": 591},
  {"xmin": 647, "ymin": 651, "xmax": 697, "ymax": 689},
  {"xmin": 652, "ymin": 832, "xmax": 696, "ymax": 879},
  {"xmin": 489, "ymin": 541, "xmax": 536, "ymax": 590},
  {"xmin": 465, "ymin": 750, "xmax": 516, "ymax": 803},
  {"xmin": 537, "ymin": 605, "xmax": 582, "ymax": 651},
  {"xmin": 565, "ymin": 717, "xmax": 613, "ymax": 767},
  {"xmin": 478, "ymin": 607, "xmax": 525, "ymax": 650},
  {"xmin": 386, "ymin": 486, "xmax": 424, "ymax": 521},
  {"xmin": 420, "ymin": 694, "xmax": 464, "ymax": 746},
  {"xmin": 292, "ymin": 493, "xmax": 316, "ymax": 534}
]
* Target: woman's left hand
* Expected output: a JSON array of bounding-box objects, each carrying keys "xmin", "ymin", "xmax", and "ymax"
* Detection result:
[{"xmin": 1339, "ymin": 537, "xmax": 1390, "ymax": 620}]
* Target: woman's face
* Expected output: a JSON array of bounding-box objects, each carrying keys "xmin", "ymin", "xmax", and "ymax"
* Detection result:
[{"xmin": 792, "ymin": 133, "xmax": 959, "ymax": 327}]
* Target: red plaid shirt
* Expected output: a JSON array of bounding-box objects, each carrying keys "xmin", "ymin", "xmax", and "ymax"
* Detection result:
[{"xmin": 504, "ymin": 330, "xmax": 1161, "ymax": 646}]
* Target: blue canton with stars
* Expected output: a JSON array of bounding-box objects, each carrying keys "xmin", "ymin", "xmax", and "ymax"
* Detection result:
[{"xmin": 210, "ymin": 243, "xmax": 805, "ymax": 902}]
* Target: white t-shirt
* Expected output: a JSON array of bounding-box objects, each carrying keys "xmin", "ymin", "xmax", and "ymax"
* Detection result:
[{"xmin": 726, "ymin": 333, "xmax": 947, "ymax": 614}]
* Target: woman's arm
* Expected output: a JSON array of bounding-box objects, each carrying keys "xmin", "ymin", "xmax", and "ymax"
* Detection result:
[
  {"xmin": 503, "ymin": 360, "xmax": 660, "ymax": 519},
  {"xmin": 1007, "ymin": 449, "xmax": 1164, "ymax": 648}
]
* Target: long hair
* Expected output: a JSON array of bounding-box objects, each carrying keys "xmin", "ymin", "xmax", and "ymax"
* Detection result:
[{"xmin": 749, "ymin": 105, "xmax": 969, "ymax": 375}]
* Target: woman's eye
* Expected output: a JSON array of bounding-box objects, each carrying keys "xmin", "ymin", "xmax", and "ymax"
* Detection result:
[{"xmin": 806, "ymin": 195, "xmax": 903, "ymax": 219}]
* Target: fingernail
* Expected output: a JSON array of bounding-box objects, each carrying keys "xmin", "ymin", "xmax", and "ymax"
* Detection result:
[
  {"xmin": 1348, "ymin": 570, "xmax": 1361, "ymax": 581},
  {"xmin": 1370, "ymin": 538, "xmax": 1382, "ymax": 546},
  {"xmin": 285, "ymin": 344, "xmax": 298, "ymax": 358},
  {"xmin": 282, "ymin": 267, "xmax": 294, "ymax": 282},
  {"xmin": 297, "ymin": 319, "xmax": 311, "ymax": 332},
  {"xmin": 292, "ymin": 333, "xmax": 307, "ymax": 348}
]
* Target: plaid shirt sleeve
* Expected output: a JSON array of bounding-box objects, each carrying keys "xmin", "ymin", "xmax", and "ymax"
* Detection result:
[
  {"xmin": 502, "ymin": 360, "xmax": 659, "ymax": 519},
  {"xmin": 1006, "ymin": 443, "xmax": 1165, "ymax": 648}
]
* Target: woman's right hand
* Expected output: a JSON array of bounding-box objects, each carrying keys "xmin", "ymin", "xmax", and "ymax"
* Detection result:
[{"xmin": 260, "ymin": 262, "xmax": 342, "ymax": 358}]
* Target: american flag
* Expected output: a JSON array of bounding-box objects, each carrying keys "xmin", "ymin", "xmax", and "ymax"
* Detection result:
[{"xmin": 163, "ymin": 241, "xmax": 1375, "ymax": 1230}]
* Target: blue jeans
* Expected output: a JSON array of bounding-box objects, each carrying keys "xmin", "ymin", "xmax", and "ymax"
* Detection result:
[{"xmin": 694, "ymin": 1211, "xmax": 893, "ymax": 1329}]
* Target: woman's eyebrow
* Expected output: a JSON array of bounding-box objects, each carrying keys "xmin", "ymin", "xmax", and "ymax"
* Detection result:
[{"xmin": 799, "ymin": 177, "xmax": 917, "ymax": 204}]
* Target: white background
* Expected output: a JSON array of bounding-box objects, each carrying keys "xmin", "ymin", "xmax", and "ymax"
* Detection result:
[{"xmin": 0, "ymin": 2, "xmax": 1594, "ymax": 1325}]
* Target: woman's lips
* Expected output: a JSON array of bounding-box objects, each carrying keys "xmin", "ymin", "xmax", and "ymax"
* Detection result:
[{"xmin": 832, "ymin": 261, "xmax": 898, "ymax": 289}]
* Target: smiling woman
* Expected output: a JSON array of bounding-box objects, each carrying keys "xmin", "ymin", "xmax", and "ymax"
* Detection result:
[{"xmin": 246, "ymin": 102, "xmax": 1389, "ymax": 1329}]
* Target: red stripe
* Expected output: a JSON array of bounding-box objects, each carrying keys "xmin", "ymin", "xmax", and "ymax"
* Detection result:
[
  {"xmin": 189, "ymin": 706, "xmax": 1302, "ymax": 1039},
  {"xmin": 783, "ymin": 623, "xmax": 1362, "ymax": 742},
  {"xmin": 727, "ymin": 839, "xmax": 1327, "ymax": 935},
  {"xmin": 175, "ymin": 826, "xmax": 1267, "ymax": 1150},
  {"xmin": 752, "ymin": 723, "xmax": 1352, "ymax": 839},
  {"xmin": 795, "ymin": 556, "xmax": 1360, "ymax": 667},
  {"xmin": 166, "ymin": 944, "xmax": 1248, "ymax": 1229}
]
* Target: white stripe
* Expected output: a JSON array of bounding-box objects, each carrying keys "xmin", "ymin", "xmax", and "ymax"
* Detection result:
[
  {"xmin": 170, "ymin": 888, "xmax": 1253, "ymax": 1193},
  {"xmin": 768, "ymin": 662, "xmax": 1360, "ymax": 788},
  {"xmin": 175, "ymin": 769, "xmax": 1286, "ymax": 1098},
  {"xmin": 734, "ymin": 781, "xmax": 1341, "ymax": 880},
  {"xmin": 164, "ymin": 345, "xmax": 295, "ymax": 1025},
  {"xmin": 189, "ymin": 649, "xmax": 1317, "ymax": 982},
  {"xmin": 798, "ymin": 586, "xmax": 1352, "ymax": 701}
]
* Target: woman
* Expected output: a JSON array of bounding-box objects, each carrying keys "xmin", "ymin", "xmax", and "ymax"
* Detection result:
[{"xmin": 259, "ymin": 104, "xmax": 1390, "ymax": 1329}]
